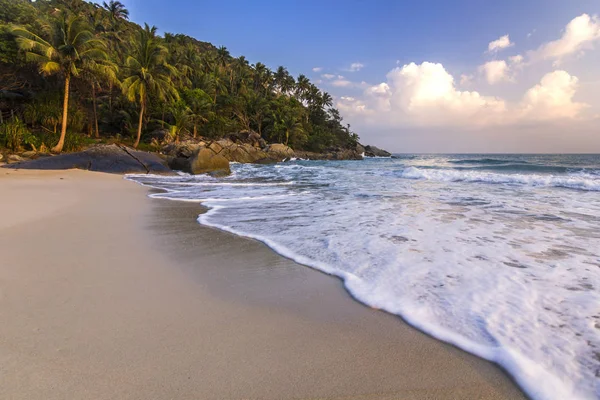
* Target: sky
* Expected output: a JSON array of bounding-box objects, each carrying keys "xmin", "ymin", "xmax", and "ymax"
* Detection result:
[{"xmin": 124, "ymin": 0, "xmax": 600, "ymax": 153}]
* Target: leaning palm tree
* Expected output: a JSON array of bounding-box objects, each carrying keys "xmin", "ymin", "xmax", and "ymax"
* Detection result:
[
  {"xmin": 11, "ymin": 13, "xmax": 109, "ymax": 152},
  {"xmin": 122, "ymin": 27, "xmax": 179, "ymax": 148}
]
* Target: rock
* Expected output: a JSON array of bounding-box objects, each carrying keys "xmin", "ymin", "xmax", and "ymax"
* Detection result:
[
  {"xmin": 3, "ymin": 144, "xmax": 171, "ymax": 174},
  {"xmin": 0, "ymin": 153, "xmax": 4, "ymax": 162},
  {"xmin": 355, "ymin": 143, "xmax": 366, "ymax": 155},
  {"xmin": 167, "ymin": 156, "xmax": 190, "ymax": 172},
  {"xmin": 148, "ymin": 128, "xmax": 170, "ymax": 143},
  {"xmin": 21, "ymin": 151, "xmax": 37, "ymax": 158},
  {"xmin": 364, "ymin": 145, "xmax": 391, "ymax": 158},
  {"xmin": 224, "ymin": 130, "xmax": 263, "ymax": 148},
  {"xmin": 7, "ymin": 154, "xmax": 24, "ymax": 163},
  {"xmin": 266, "ymin": 144, "xmax": 295, "ymax": 160},
  {"xmin": 189, "ymin": 148, "xmax": 231, "ymax": 176}
]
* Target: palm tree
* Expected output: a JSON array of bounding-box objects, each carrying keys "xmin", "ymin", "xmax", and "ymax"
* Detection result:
[
  {"xmin": 166, "ymin": 102, "xmax": 193, "ymax": 143},
  {"xmin": 102, "ymin": 1, "xmax": 129, "ymax": 21},
  {"xmin": 81, "ymin": 58, "xmax": 119, "ymax": 138},
  {"xmin": 122, "ymin": 27, "xmax": 178, "ymax": 148},
  {"xmin": 296, "ymin": 74, "xmax": 311, "ymax": 101},
  {"xmin": 11, "ymin": 13, "xmax": 109, "ymax": 152},
  {"xmin": 182, "ymin": 88, "xmax": 213, "ymax": 138}
]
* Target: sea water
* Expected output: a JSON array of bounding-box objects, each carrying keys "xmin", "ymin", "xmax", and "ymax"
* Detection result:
[{"xmin": 128, "ymin": 154, "xmax": 600, "ymax": 400}]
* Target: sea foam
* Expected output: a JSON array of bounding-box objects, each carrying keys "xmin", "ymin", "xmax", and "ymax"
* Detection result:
[{"xmin": 128, "ymin": 154, "xmax": 600, "ymax": 400}]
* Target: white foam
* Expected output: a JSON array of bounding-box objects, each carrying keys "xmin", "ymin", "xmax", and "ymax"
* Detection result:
[
  {"xmin": 399, "ymin": 166, "xmax": 600, "ymax": 191},
  {"xmin": 127, "ymin": 157, "xmax": 600, "ymax": 400}
]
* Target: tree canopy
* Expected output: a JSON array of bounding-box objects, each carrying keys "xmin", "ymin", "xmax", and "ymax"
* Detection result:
[{"xmin": 0, "ymin": 0, "xmax": 360, "ymax": 152}]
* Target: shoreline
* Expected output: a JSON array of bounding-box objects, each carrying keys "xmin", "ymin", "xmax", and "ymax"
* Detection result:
[{"xmin": 1, "ymin": 169, "xmax": 528, "ymax": 399}]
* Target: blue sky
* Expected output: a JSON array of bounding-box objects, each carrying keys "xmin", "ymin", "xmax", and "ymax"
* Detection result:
[{"xmin": 124, "ymin": 0, "xmax": 600, "ymax": 152}]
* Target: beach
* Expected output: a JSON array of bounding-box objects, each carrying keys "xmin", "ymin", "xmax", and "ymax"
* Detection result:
[{"xmin": 0, "ymin": 168, "xmax": 527, "ymax": 400}]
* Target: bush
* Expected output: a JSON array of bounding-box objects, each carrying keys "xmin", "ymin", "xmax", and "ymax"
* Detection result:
[{"xmin": 0, "ymin": 117, "xmax": 32, "ymax": 151}]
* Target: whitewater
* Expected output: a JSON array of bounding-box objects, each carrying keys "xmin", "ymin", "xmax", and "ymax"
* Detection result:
[{"xmin": 128, "ymin": 154, "xmax": 600, "ymax": 400}]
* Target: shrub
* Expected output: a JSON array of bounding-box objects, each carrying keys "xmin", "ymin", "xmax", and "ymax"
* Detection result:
[{"xmin": 0, "ymin": 117, "xmax": 31, "ymax": 151}]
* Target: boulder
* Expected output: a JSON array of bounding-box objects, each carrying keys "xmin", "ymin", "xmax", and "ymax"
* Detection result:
[
  {"xmin": 7, "ymin": 154, "xmax": 24, "ymax": 163},
  {"xmin": 3, "ymin": 144, "xmax": 171, "ymax": 174},
  {"xmin": 266, "ymin": 144, "xmax": 295, "ymax": 160},
  {"xmin": 189, "ymin": 148, "xmax": 231, "ymax": 176},
  {"xmin": 21, "ymin": 150, "xmax": 37, "ymax": 158},
  {"xmin": 0, "ymin": 153, "xmax": 4, "ymax": 162},
  {"xmin": 224, "ymin": 130, "xmax": 264, "ymax": 148},
  {"xmin": 364, "ymin": 145, "xmax": 391, "ymax": 158}
]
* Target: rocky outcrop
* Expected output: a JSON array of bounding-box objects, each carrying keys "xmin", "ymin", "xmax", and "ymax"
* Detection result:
[
  {"xmin": 363, "ymin": 145, "xmax": 391, "ymax": 158},
  {"xmin": 2, "ymin": 144, "xmax": 171, "ymax": 174},
  {"xmin": 164, "ymin": 136, "xmax": 296, "ymax": 174},
  {"xmin": 294, "ymin": 146, "xmax": 363, "ymax": 161},
  {"xmin": 266, "ymin": 143, "xmax": 295, "ymax": 160},
  {"xmin": 189, "ymin": 147, "xmax": 231, "ymax": 176}
]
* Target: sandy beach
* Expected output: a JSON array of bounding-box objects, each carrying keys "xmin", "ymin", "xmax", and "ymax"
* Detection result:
[{"xmin": 0, "ymin": 168, "xmax": 527, "ymax": 400}]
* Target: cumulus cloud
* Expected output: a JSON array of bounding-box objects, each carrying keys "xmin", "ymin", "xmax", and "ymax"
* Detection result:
[
  {"xmin": 312, "ymin": 67, "xmax": 323, "ymax": 72},
  {"xmin": 322, "ymin": 74, "xmax": 335, "ymax": 80},
  {"xmin": 331, "ymin": 79, "xmax": 354, "ymax": 87},
  {"xmin": 532, "ymin": 14, "xmax": 600, "ymax": 63},
  {"xmin": 509, "ymin": 54, "xmax": 524, "ymax": 65},
  {"xmin": 347, "ymin": 62, "xmax": 364, "ymax": 72},
  {"xmin": 460, "ymin": 74, "xmax": 474, "ymax": 86},
  {"xmin": 488, "ymin": 35, "xmax": 514, "ymax": 53},
  {"xmin": 479, "ymin": 60, "xmax": 512, "ymax": 84},
  {"xmin": 335, "ymin": 62, "xmax": 588, "ymax": 128},
  {"xmin": 520, "ymin": 70, "xmax": 587, "ymax": 120}
]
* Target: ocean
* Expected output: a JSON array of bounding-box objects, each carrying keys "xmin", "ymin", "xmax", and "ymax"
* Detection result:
[{"xmin": 128, "ymin": 154, "xmax": 600, "ymax": 400}]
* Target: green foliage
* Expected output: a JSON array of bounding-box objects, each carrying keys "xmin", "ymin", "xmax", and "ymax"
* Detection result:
[
  {"xmin": 0, "ymin": 117, "xmax": 30, "ymax": 151},
  {"xmin": 1, "ymin": 0, "xmax": 360, "ymax": 153}
]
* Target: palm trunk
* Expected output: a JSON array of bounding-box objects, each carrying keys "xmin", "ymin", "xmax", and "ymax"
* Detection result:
[
  {"xmin": 193, "ymin": 124, "xmax": 197, "ymax": 138},
  {"xmin": 134, "ymin": 100, "xmax": 145, "ymax": 149},
  {"xmin": 285, "ymin": 129, "xmax": 289, "ymax": 146},
  {"xmin": 108, "ymin": 81, "xmax": 113, "ymax": 113},
  {"xmin": 52, "ymin": 73, "xmax": 70, "ymax": 153},
  {"xmin": 92, "ymin": 83, "xmax": 99, "ymax": 138}
]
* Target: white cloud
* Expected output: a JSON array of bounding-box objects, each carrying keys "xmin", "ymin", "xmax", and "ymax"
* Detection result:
[
  {"xmin": 479, "ymin": 60, "xmax": 512, "ymax": 84},
  {"xmin": 488, "ymin": 35, "xmax": 514, "ymax": 53},
  {"xmin": 509, "ymin": 54, "xmax": 524, "ymax": 65},
  {"xmin": 532, "ymin": 14, "xmax": 600, "ymax": 63},
  {"xmin": 520, "ymin": 70, "xmax": 587, "ymax": 120},
  {"xmin": 335, "ymin": 62, "xmax": 589, "ymax": 128},
  {"xmin": 331, "ymin": 79, "xmax": 354, "ymax": 87},
  {"xmin": 322, "ymin": 74, "xmax": 335, "ymax": 80},
  {"xmin": 312, "ymin": 67, "xmax": 323, "ymax": 72},
  {"xmin": 460, "ymin": 74, "xmax": 474, "ymax": 86},
  {"xmin": 348, "ymin": 62, "xmax": 364, "ymax": 72}
]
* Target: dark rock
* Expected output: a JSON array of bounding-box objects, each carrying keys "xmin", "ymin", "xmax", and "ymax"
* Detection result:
[
  {"xmin": 167, "ymin": 156, "xmax": 191, "ymax": 172},
  {"xmin": 364, "ymin": 145, "xmax": 391, "ymax": 158},
  {"xmin": 148, "ymin": 128, "xmax": 170, "ymax": 142},
  {"xmin": 2, "ymin": 144, "xmax": 171, "ymax": 174}
]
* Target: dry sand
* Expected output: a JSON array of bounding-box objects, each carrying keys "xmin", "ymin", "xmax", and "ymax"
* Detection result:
[{"xmin": 0, "ymin": 169, "xmax": 528, "ymax": 400}]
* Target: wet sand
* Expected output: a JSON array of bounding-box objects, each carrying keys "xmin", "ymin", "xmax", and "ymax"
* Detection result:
[{"xmin": 0, "ymin": 169, "xmax": 527, "ymax": 399}]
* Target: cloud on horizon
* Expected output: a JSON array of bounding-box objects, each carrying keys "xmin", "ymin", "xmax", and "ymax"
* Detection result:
[{"xmin": 329, "ymin": 13, "xmax": 600, "ymax": 151}]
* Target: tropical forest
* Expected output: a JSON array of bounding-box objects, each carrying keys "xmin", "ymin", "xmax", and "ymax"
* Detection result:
[{"xmin": 0, "ymin": 0, "xmax": 361, "ymax": 157}]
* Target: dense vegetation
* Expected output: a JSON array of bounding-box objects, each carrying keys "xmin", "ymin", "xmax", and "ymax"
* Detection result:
[{"xmin": 0, "ymin": 0, "xmax": 359, "ymax": 153}]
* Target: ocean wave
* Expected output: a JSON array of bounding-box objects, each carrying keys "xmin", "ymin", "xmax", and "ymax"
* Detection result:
[
  {"xmin": 449, "ymin": 157, "xmax": 529, "ymax": 165},
  {"xmin": 127, "ymin": 154, "xmax": 600, "ymax": 400},
  {"xmin": 398, "ymin": 166, "xmax": 600, "ymax": 191}
]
